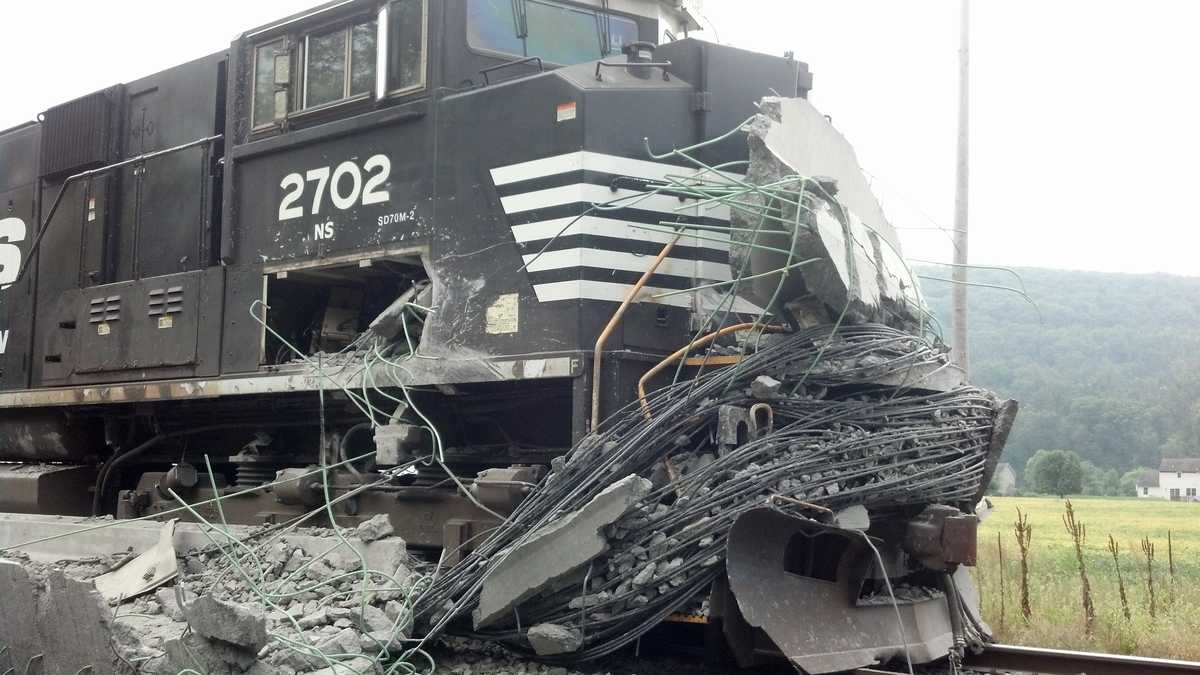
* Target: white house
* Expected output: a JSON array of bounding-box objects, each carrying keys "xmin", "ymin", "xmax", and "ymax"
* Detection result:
[
  {"xmin": 1136, "ymin": 469, "xmax": 1163, "ymax": 499},
  {"xmin": 1137, "ymin": 459, "xmax": 1200, "ymax": 501},
  {"xmin": 990, "ymin": 462, "xmax": 1017, "ymax": 496}
]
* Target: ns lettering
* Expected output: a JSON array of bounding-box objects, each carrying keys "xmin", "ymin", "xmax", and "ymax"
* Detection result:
[{"xmin": 0, "ymin": 216, "xmax": 29, "ymax": 355}]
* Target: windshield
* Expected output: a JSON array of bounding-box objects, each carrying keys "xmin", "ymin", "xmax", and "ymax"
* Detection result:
[{"xmin": 468, "ymin": 0, "xmax": 640, "ymax": 66}]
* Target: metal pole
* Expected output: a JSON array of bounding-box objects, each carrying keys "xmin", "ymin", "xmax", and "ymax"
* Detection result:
[{"xmin": 951, "ymin": 0, "xmax": 971, "ymax": 374}]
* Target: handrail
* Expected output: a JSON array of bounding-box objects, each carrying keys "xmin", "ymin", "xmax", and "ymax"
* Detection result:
[
  {"xmin": 637, "ymin": 323, "xmax": 787, "ymax": 419},
  {"xmin": 590, "ymin": 234, "xmax": 680, "ymax": 431},
  {"xmin": 595, "ymin": 60, "xmax": 672, "ymax": 82},
  {"xmin": 15, "ymin": 134, "xmax": 223, "ymax": 285},
  {"xmin": 480, "ymin": 56, "xmax": 544, "ymax": 85}
]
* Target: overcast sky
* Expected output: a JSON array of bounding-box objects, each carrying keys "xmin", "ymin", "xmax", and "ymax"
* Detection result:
[{"xmin": 1, "ymin": 0, "xmax": 1196, "ymax": 277}]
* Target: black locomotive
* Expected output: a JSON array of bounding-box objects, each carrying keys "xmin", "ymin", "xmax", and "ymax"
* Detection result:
[
  {"xmin": 0, "ymin": 0, "xmax": 812, "ymax": 527},
  {"xmin": 0, "ymin": 2, "xmax": 1009, "ymax": 671}
]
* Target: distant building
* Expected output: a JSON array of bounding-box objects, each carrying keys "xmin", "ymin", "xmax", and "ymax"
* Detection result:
[
  {"xmin": 1137, "ymin": 459, "xmax": 1200, "ymax": 501},
  {"xmin": 990, "ymin": 463, "xmax": 1017, "ymax": 496},
  {"xmin": 1136, "ymin": 469, "xmax": 1162, "ymax": 499}
]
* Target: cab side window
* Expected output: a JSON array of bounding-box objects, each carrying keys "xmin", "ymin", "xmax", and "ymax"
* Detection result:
[
  {"xmin": 249, "ymin": 0, "xmax": 427, "ymax": 130},
  {"xmin": 303, "ymin": 20, "xmax": 377, "ymax": 109},
  {"xmin": 467, "ymin": 0, "xmax": 639, "ymax": 66},
  {"xmin": 386, "ymin": 0, "xmax": 428, "ymax": 93},
  {"xmin": 252, "ymin": 39, "xmax": 288, "ymax": 128}
]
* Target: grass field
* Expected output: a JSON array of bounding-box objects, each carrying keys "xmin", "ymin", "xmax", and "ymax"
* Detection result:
[{"xmin": 974, "ymin": 496, "xmax": 1200, "ymax": 659}]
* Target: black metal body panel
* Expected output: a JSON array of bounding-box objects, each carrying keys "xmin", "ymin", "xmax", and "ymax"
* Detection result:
[
  {"xmin": 69, "ymin": 268, "xmax": 224, "ymax": 377},
  {"xmin": 28, "ymin": 52, "xmax": 227, "ymax": 387},
  {"xmin": 657, "ymin": 40, "xmax": 810, "ymax": 164},
  {"xmin": 116, "ymin": 53, "xmax": 226, "ymax": 282},
  {"xmin": 0, "ymin": 0, "xmax": 813, "ymax": 427}
]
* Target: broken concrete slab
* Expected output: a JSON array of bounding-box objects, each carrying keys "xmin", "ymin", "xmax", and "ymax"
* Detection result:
[
  {"xmin": 39, "ymin": 570, "xmax": 123, "ymax": 674},
  {"xmin": 184, "ymin": 595, "xmax": 270, "ymax": 651},
  {"xmin": 110, "ymin": 614, "xmax": 187, "ymax": 672},
  {"xmin": 0, "ymin": 562, "xmax": 122, "ymax": 675},
  {"xmin": 94, "ymin": 519, "xmax": 178, "ymax": 603},
  {"xmin": 352, "ymin": 604, "xmax": 393, "ymax": 633},
  {"xmin": 155, "ymin": 586, "xmax": 193, "ymax": 621},
  {"xmin": 730, "ymin": 97, "xmax": 923, "ymax": 329},
  {"xmin": 473, "ymin": 474, "xmax": 652, "ymax": 629},
  {"xmin": 834, "ymin": 505, "xmax": 870, "ymax": 531},
  {"xmin": 750, "ymin": 375, "xmax": 783, "ymax": 399},
  {"xmin": 152, "ymin": 631, "xmax": 282, "ymax": 675},
  {"xmin": 355, "ymin": 513, "xmax": 395, "ymax": 543},
  {"xmin": 361, "ymin": 629, "xmax": 405, "ymax": 652},
  {"xmin": 0, "ymin": 514, "xmax": 406, "ymax": 573},
  {"xmin": 316, "ymin": 627, "xmax": 364, "ymax": 656},
  {"xmin": 527, "ymin": 623, "xmax": 583, "ymax": 656},
  {"xmin": 0, "ymin": 561, "xmax": 42, "ymax": 674},
  {"xmin": 307, "ymin": 655, "xmax": 375, "ymax": 675}
]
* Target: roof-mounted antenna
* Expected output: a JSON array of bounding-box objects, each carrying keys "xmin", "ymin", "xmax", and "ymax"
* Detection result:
[
  {"xmin": 510, "ymin": 0, "xmax": 528, "ymax": 39},
  {"xmin": 597, "ymin": 0, "xmax": 613, "ymax": 55}
]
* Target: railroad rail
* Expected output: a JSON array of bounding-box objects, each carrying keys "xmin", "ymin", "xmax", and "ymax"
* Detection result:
[{"xmin": 857, "ymin": 644, "xmax": 1200, "ymax": 675}]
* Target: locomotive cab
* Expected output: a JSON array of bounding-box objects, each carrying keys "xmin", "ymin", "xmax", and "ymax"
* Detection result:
[{"xmin": 235, "ymin": 0, "xmax": 696, "ymax": 142}]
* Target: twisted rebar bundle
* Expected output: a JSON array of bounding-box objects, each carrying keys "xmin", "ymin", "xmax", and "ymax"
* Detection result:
[{"xmin": 414, "ymin": 324, "xmax": 1004, "ymax": 660}]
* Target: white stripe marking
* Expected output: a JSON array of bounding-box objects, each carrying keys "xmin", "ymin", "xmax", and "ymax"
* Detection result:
[
  {"xmin": 490, "ymin": 150, "xmax": 743, "ymax": 187},
  {"xmin": 521, "ymin": 248, "xmax": 732, "ymax": 280},
  {"xmin": 490, "ymin": 153, "xmax": 585, "ymax": 186},
  {"xmin": 500, "ymin": 183, "xmax": 731, "ymax": 220},
  {"xmin": 531, "ymin": 280, "xmax": 764, "ymax": 313},
  {"xmin": 509, "ymin": 216, "xmax": 730, "ymax": 251}
]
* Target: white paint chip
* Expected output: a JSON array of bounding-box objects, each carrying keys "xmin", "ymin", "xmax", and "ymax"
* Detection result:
[{"xmin": 486, "ymin": 293, "xmax": 519, "ymax": 334}]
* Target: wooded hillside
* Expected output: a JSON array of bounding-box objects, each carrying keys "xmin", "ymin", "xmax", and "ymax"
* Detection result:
[{"xmin": 917, "ymin": 266, "xmax": 1200, "ymax": 476}]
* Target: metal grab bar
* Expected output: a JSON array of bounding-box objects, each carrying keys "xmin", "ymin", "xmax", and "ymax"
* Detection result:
[
  {"xmin": 480, "ymin": 56, "xmax": 544, "ymax": 85},
  {"xmin": 594, "ymin": 60, "xmax": 672, "ymax": 82},
  {"xmin": 14, "ymin": 134, "xmax": 223, "ymax": 285}
]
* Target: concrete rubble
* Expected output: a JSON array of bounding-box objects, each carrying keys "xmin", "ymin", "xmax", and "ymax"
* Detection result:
[
  {"xmin": 184, "ymin": 595, "xmax": 270, "ymax": 650},
  {"xmin": 526, "ymin": 623, "xmax": 584, "ymax": 656},
  {"xmin": 473, "ymin": 474, "xmax": 653, "ymax": 629},
  {"xmin": 0, "ymin": 519, "xmax": 417, "ymax": 675},
  {"xmin": 0, "ymin": 537, "xmax": 715, "ymax": 675},
  {"xmin": 355, "ymin": 513, "xmax": 395, "ymax": 543}
]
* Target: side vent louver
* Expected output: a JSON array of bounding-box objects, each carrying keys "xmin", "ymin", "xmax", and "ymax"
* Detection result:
[
  {"xmin": 88, "ymin": 296, "xmax": 121, "ymax": 323},
  {"xmin": 147, "ymin": 287, "xmax": 184, "ymax": 316},
  {"xmin": 39, "ymin": 86, "xmax": 122, "ymax": 179}
]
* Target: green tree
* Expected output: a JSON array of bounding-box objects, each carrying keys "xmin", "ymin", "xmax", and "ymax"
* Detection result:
[
  {"xmin": 1100, "ymin": 468, "xmax": 1120, "ymax": 496},
  {"xmin": 1025, "ymin": 449, "xmax": 1085, "ymax": 497},
  {"xmin": 1079, "ymin": 462, "xmax": 1121, "ymax": 496},
  {"xmin": 1081, "ymin": 460, "xmax": 1104, "ymax": 495},
  {"xmin": 1119, "ymin": 467, "xmax": 1155, "ymax": 497}
]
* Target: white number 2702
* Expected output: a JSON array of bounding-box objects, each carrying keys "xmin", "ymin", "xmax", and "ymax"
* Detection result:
[{"xmin": 278, "ymin": 154, "xmax": 391, "ymax": 221}]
